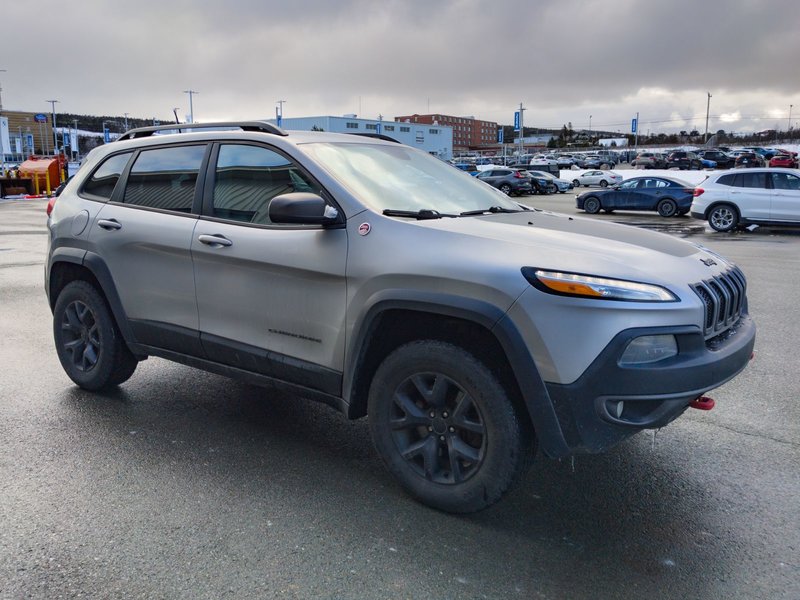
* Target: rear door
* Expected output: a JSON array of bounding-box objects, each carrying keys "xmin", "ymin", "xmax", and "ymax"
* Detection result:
[
  {"xmin": 731, "ymin": 171, "xmax": 771, "ymax": 220},
  {"xmin": 191, "ymin": 142, "xmax": 347, "ymax": 395},
  {"xmin": 88, "ymin": 144, "xmax": 207, "ymax": 355},
  {"xmin": 768, "ymin": 172, "xmax": 800, "ymax": 222}
]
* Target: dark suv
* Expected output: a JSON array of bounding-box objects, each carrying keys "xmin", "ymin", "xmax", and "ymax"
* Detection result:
[
  {"xmin": 45, "ymin": 121, "xmax": 755, "ymax": 513},
  {"xmin": 474, "ymin": 168, "xmax": 533, "ymax": 195},
  {"xmin": 666, "ymin": 151, "xmax": 702, "ymax": 170},
  {"xmin": 697, "ymin": 150, "xmax": 735, "ymax": 169}
]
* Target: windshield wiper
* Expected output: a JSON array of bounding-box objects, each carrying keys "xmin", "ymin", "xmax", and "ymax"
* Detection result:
[
  {"xmin": 459, "ymin": 205, "xmax": 529, "ymax": 216},
  {"xmin": 382, "ymin": 209, "xmax": 457, "ymax": 220}
]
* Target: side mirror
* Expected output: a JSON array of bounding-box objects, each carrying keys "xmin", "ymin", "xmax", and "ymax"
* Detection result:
[{"xmin": 268, "ymin": 192, "xmax": 340, "ymax": 225}]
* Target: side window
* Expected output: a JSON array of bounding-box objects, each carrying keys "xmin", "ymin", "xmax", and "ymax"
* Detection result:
[
  {"xmin": 82, "ymin": 152, "xmax": 132, "ymax": 199},
  {"xmin": 212, "ymin": 144, "xmax": 323, "ymax": 225},
  {"xmin": 739, "ymin": 173, "xmax": 767, "ymax": 189},
  {"xmin": 620, "ymin": 179, "xmax": 638, "ymax": 189},
  {"xmin": 771, "ymin": 173, "xmax": 800, "ymax": 190},
  {"xmin": 122, "ymin": 145, "xmax": 206, "ymax": 212},
  {"xmin": 717, "ymin": 174, "xmax": 736, "ymax": 186}
]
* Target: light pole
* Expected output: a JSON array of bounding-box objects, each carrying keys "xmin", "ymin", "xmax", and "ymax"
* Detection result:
[
  {"xmin": 0, "ymin": 69, "xmax": 6, "ymax": 112},
  {"xmin": 589, "ymin": 114, "xmax": 592, "ymax": 141},
  {"xmin": 47, "ymin": 99, "xmax": 59, "ymax": 155},
  {"xmin": 789, "ymin": 104, "xmax": 793, "ymax": 142},
  {"xmin": 183, "ymin": 89, "xmax": 198, "ymax": 123},
  {"xmin": 704, "ymin": 92, "xmax": 712, "ymax": 144},
  {"xmin": 276, "ymin": 100, "xmax": 286, "ymax": 127},
  {"xmin": 124, "ymin": 112, "xmax": 129, "ymax": 131}
]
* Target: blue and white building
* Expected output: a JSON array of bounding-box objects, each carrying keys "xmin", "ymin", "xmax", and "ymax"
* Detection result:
[{"xmin": 267, "ymin": 115, "xmax": 453, "ymax": 160}]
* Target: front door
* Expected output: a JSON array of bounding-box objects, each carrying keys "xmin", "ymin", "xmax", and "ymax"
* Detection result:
[
  {"xmin": 769, "ymin": 171, "xmax": 800, "ymax": 222},
  {"xmin": 191, "ymin": 143, "xmax": 347, "ymax": 395}
]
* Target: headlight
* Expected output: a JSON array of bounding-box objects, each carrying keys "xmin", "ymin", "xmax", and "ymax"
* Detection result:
[{"xmin": 522, "ymin": 268, "xmax": 677, "ymax": 302}]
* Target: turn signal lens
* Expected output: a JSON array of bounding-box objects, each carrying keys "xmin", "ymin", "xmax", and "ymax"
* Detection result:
[{"xmin": 522, "ymin": 268, "xmax": 677, "ymax": 302}]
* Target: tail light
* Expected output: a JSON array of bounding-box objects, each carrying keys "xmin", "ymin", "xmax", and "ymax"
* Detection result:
[
  {"xmin": 693, "ymin": 188, "xmax": 705, "ymax": 197},
  {"xmin": 513, "ymin": 171, "xmax": 525, "ymax": 178},
  {"xmin": 46, "ymin": 197, "xmax": 57, "ymax": 216}
]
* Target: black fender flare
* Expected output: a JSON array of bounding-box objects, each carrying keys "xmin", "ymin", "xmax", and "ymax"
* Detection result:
[{"xmin": 344, "ymin": 293, "xmax": 570, "ymax": 458}]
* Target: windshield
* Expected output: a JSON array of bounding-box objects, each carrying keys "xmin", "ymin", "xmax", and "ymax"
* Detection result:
[{"xmin": 301, "ymin": 142, "xmax": 522, "ymax": 214}]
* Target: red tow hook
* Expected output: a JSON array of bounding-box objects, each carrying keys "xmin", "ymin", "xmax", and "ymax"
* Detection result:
[{"xmin": 690, "ymin": 396, "xmax": 715, "ymax": 410}]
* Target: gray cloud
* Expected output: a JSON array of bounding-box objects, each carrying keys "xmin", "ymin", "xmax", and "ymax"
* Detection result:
[{"xmin": 3, "ymin": 0, "xmax": 798, "ymax": 132}]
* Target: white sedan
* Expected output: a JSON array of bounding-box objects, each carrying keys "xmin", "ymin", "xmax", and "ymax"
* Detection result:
[{"xmin": 571, "ymin": 170, "xmax": 623, "ymax": 188}]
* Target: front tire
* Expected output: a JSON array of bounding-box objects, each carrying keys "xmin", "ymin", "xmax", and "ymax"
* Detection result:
[
  {"xmin": 708, "ymin": 204, "xmax": 739, "ymax": 232},
  {"xmin": 583, "ymin": 196, "xmax": 602, "ymax": 214},
  {"xmin": 367, "ymin": 341, "xmax": 534, "ymax": 513},
  {"xmin": 53, "ymin": 281, "xmax": 138, "ymax": 391},
  {"xmin": 499, "ymin": 183, "xmax": 512, "ymax": 195}
]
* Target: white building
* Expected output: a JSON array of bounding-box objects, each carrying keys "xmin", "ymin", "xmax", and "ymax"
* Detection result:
[{"xmin": 268, "ymin": 115, "xmax": 453, "ymax": 160}]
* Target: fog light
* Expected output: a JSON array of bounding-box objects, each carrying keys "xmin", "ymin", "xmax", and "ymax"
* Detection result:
[{"xmin": 619, "ymin": 335, "xmax": 678, "ymax": 365}]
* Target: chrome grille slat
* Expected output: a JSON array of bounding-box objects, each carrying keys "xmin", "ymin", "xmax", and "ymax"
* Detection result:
[{"xmin": 691, "ymin": 267, "xmax": 747, "ymax": 339}]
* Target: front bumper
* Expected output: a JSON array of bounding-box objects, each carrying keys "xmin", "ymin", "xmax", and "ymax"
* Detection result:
[{"xmin": 545, "ymin": 315, "xmax": 755, "ymax": 453}]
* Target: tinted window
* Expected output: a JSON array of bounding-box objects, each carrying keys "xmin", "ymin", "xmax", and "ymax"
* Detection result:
[
  {"xmin": 620, "ymin": 179, "xmax": 638, "ymax": 189},
  {"xmin": 642, "ymin": 179, "xmax": 668, "ymax": 188},
  {"xmin": 771, "ymin": 173, "xmax": 800, "ymax": 191},
  {"xmin": 738, "ymin": 173, "xmax": 767, "ymax": 189},
  {"xmin": 212, "ymin": 144, "xmax": 321, "ymax": 225},
  {"xmin": 717, "ymin": 174, "xmax": 736, "ymax": 186},
  {"xmin": 123, "ymin": 145, "xmax": 206, "ymax": 212},
  {"xmin": 82, "ymin": 152, "xmax": 132, "ymax": 199}
]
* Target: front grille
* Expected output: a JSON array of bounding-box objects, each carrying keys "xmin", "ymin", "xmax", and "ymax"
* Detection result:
[{"xmin": 691, "ymin": 267, "xmax": 747, "ymax": 339}]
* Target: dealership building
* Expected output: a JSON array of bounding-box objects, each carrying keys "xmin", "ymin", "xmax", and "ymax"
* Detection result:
[
  {"xmin": 0, "ymin": 110, "xmax": 55, "ymax": 163},
  {"xmin": 268, "ymin": 115, "xmax": 454, "ymax": 160}
]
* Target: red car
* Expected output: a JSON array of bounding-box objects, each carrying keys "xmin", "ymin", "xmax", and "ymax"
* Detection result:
[{"xmin": 769, "ymin": 153, "xmax": 799, "ymax": 168}]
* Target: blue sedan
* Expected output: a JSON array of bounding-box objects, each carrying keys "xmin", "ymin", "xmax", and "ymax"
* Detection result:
[{"xmin": 575, "ymin": 176, "xmax": 695, "ymax": 217}]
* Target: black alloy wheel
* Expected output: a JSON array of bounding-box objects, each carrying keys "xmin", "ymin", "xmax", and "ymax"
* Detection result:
[
  {"xmin": 583, "ymin": 197, "xmax": 602, "ymax": 214},
  {"xmin": 657, "ymin": 198, "xmax": 678, "ymax": 217},
  {"xmin": 368, "ymin": 341, "xmax": 534, "ymax": 513},
  {"xmin": 53, "ymin": 281, "xmax": 138, "ymax": 390}
]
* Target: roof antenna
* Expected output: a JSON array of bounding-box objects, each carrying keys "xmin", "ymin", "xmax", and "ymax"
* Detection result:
[{"xmin": 172, "ymin": 107, "xmax": 182, "ymax": 133}]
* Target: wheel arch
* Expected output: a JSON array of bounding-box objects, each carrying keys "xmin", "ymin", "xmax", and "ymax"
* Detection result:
[
  {"xmin": 344, "ymin": 297, "xmax": 570, "ymax": 458},
  {"xmin": 704, "ymin": 200, "xmax": 741, "ymax": 220},
  {"xmin": 48, "ymin": 250, "xmax": 141, "ymax": 355}
]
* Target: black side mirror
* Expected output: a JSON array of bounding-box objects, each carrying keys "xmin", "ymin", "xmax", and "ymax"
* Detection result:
[{"xmin": 269, "ymin": 192, "xmax": 340, "ymax": 225}]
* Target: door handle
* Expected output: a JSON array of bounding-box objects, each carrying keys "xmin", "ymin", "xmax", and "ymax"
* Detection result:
[
  {"xmin": 97, "ymin": 219, "xmax": 122, "ymax": 230},
  {"xmin": 198, "ymin": 234, "xmax": 233, "ymax": 247}
]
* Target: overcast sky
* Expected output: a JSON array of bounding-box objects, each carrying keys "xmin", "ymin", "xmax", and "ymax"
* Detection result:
[{"xmin": 2, "ymin": 0, "xmax": 798, "ymax": 134}]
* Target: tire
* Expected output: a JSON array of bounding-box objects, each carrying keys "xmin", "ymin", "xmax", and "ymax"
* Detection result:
[
  {"xmin": 367, "ymin": 340, "xmax": 534, "ymax": 514},
  {"xmin": 599, "ymin": 180, "xmax": 608, "ymax": 188},
  {"xmin": 708, "ymin": 204, "xmax": 739, "ymax": 232},
  {"xmin": 547, "ymin": 184, "xmax": 558, "ymax": 194},
  {"xmin": 572, "ymin": 179, "xmax": 580, "ymax": 187},
  {"xmin": 656, "ymin": 198, "xmax": 678, "ymax": 218},
  {"xmin": 499, "ymin": 184, "xmax": 512, "ymax": 195},
  {"xmin": 583, "ymin": 196, "xmax": 602, "ymax": 214},
  {"xmin": 53, "ymin": 281, "xmax": 138, "ymax": 391}
]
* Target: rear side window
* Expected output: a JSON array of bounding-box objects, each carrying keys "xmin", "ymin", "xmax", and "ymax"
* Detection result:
[
  {"xmin": 122, "ymin": 145, "xmax": 206, "ymax": 212},
  {"xmin": 738, "ymin": 173, "xmax": 767, "ymax": 189},
  {"xmin": 717, "ymin": 174, "xmax": 736, "ymax": 186},
  {"xmin": 82, "ymin": 152, "xmax": 132, "ymax": 199}
]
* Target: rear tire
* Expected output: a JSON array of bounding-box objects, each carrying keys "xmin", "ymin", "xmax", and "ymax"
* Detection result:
[
  {"xmin": 499, "ymin": 184, "xmax": 512, "ymax": 195},
  {"xmin": 708, "ymin": 204, "xmax": 739, "ymax": 232},
  {"xmin": 656, "ymin": 198, "xmax": 678, "ymax": 217},
  {"xmin": 53, "ymin": 281, "xmax": 138, "ymax": 391},
  {"xmin": 367, "ymin": 341, "xmax": 535, "ymax": 513},
  {"xmin": 599, "ymin": 180, "xmax": 608, "ymax": 188}
]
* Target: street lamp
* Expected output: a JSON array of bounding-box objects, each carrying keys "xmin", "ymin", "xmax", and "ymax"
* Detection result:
[
  {"xmin": 789, "ymin": 104, "xmax": 793, "ymax": 142},
  {"xmin": 276, "ymin": 100, "xmax": 286, "ymax": 127},
  {"xmin": 0, "ymin": 69, "xmax": 6, "ymax": 112},
  {"xmin": 124, "ymin": 112, "xmax": 129, "ymax": 131},
  {"xmin": 46, "ymin": 99, "xmax": 59, "ymax": 155},
  {"xmin": 183, "ymin": 89, "xmax": 199, "ymax": 123}
]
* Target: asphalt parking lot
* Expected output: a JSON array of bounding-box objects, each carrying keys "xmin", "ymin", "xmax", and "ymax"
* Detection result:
[{"xmin": 1, "ymin": 197, "xmax": 798, "ymax": 599}]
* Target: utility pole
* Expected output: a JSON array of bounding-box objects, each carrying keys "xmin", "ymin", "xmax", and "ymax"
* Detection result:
[
  {"xmin": 0, "ymin": 69, "xmax": 6, "ymax": 112},
  {"xmin": 634, "ymin": 111, "xmax": 639, "ymax": 153},
  {"xmin": 124, "ymin": 112, "xmax": 129, "ymax": 131},
  {"xmin": 589, "ymin": 114, "xmax": 592, "ymax": 143},
  {"xmin": 789, "ymin": 104, "xmax": 793, "ymax": 142},
  {"xmin": 46, "ymin": 99, "xmax": 59, "ymax": 155},
  {"xmin": 276, "ymin": 100, "xmax": 286, "ymax": 127},
  {"xmin": 704, "ymin": 92, "xmax": 712, "ymax": 144},
  {"xmin": 183, "ymin": 89, "xmax": 198, "ymax": 123},
  {"xmin": 73, "ymin": 119, "xmax": 79, "ymax": 160},
  {"xmin": 518, "ymin": 102, "xmax": 526, "ymax": 158}
]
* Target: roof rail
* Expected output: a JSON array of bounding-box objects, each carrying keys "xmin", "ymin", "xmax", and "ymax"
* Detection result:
[
  {"xmin": 116, "ymin": 121, "xmax": 288, "ymax": 142},
  {"xmin": 350, "ymin": 132, "xmax": 401, "ymax": 144}
]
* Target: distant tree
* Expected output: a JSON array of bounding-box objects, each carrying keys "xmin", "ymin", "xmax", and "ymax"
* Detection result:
[
  {"xmin": 689, "ymin": 129, "xmax": 700, "ymax": 137},
  {"xmin": 311, "ymin": 125, "xmax": 324, "ymax": 131}
]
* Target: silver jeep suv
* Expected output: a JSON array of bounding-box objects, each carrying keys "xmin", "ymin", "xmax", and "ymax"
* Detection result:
[{"xmin": 46, "ymin": 122, "xmax": 756, "ymax": 513}]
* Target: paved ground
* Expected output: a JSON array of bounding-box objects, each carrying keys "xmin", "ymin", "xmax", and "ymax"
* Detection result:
[{"xmin": 1, "ymin": 198, "xmax": 798, "ymax": 599}]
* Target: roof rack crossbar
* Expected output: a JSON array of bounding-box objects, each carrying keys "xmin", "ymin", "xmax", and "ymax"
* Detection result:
[{"xmin": 116, "ymin": 121, "xmax": 288, "ymax": 141}]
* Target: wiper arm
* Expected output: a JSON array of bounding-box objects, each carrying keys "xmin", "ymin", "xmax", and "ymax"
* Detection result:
[
  {"xmin": 459, "ymin": 205, "xmax": 528, "ymax": 216},
  {"xmin": 382, "ymin": 209, "xmax": 457, "ymax": 220}
]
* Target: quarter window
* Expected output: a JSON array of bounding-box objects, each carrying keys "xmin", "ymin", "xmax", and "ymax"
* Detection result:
[
  {"xmin": 82, "ymin": 152, "xmax": 132, "ymax": 199},
  {"xmin": 770, "ymin": 172, "xmax": 800, "ymax": 190},
  {"xmin": 122, "ymin": 145, "xmax": 206, "ymax": 212},
  {"xmin": 211, "ymin": 144, "xmax": 323, "ymax": 226},
  {"xmin": 738, "ymin": 173, "xmax": 768, "ymax": 189}
]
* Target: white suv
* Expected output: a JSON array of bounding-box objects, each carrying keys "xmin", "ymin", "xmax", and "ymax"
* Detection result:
[{"xmin": 691, "ymin": 168, "xmax": 800, "ymax": 232}]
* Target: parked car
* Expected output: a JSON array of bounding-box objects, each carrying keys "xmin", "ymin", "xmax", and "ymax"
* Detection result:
[
  {"xmin": 526, "ymin": 170, "xmax": 573, "ymax": 193},
  {"xmin": 475, "ymin": 167, "xmax": 533, "ymax": 195},
  {"xmin": 631, "ymin": 152, "xmax": 661, "ymax": 169},
  {"xmin": 571, "ymin": 170, "xmax": 624, "ymax": 188},
  {"xmin": 769, "ymin": 153, "xmax": 799, "ymax": 169},
  {"xmin": 690, "ymin": 167, "xmax": 800, "ymax": 231},
  {"xmin": 666, "ymin": 151, "xmax": 703, "ymax": 170},
  {"xmin": 700, "ymin": 158, "xmax": 717, "ymax": 169},
  {"xmin": 697, "ymin": 150, "xmax": 736, "ymax": 169},
  {"xmin": 734, "ymin": 152, "xmax": 765, "ymax": 168},
  {"xmin": 576, "ymin": 176, "xmax": 695, "ymax": 217},
  {"xmin": 556, "ymin": 154, "xmax": 576, "ymax": 168},
  {"xmin": 743, "ymin": 146, "xmax": 777, "ymax": 160},
  {"xmin": 453, "ymin": 163, "xmax": 479, "ymax": 175},
  {"xmin": 45, "ymin": 120, "xmax": 756, "ymax": 513}
]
